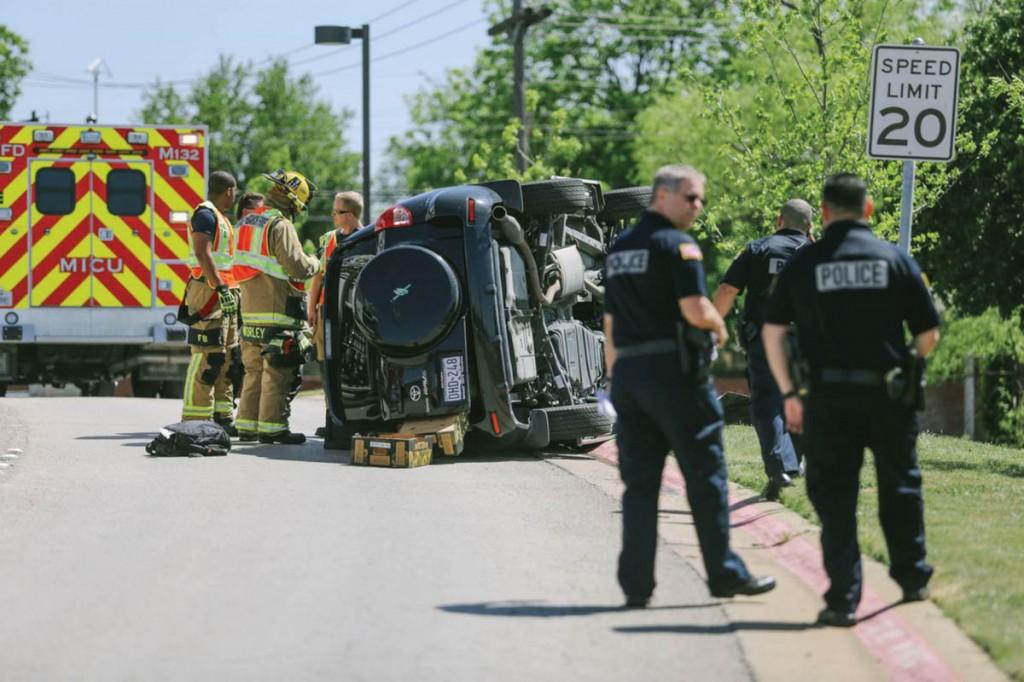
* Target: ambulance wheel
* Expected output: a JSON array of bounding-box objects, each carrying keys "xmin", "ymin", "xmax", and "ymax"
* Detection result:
[
  {"xmin": 131, "ymin": 370, "xmax": 160, "ymax": 398},
  {"xmin": 160, "ymin": 381, "xmax": 185, "ymax": 399}
]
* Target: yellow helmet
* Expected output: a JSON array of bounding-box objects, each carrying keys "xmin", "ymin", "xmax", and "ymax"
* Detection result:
[{"xmin": 263, "ymin": 168, "xmax": 317, "ymax": 214}]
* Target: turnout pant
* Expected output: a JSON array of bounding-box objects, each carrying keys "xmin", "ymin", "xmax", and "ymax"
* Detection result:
[
  {"xmin": 804, "ymin": 388, "xmax": 933, "ymax": 612},
  {"xmin": 611, "ymin": 354, "xmax": 751, "ymax": 599},
  {"xmin": 181, "ymin": 280, "xmax": 238, "ymax": 421},
  {"xmin": 235, "ymin": 338, "xmax": 302, "ymax": 437},
  {"xmin": 745, "ymin": 336, "xmax": 801, "ymax": 478}
]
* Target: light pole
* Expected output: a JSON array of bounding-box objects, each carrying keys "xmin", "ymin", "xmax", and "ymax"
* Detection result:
[
  {"xmin": 315, "ymin": 24, "xmax": 371, "ymax": 225},
  {"xmin": 86, "ymin": 58, "xmax": 111, "ymax": 123}
]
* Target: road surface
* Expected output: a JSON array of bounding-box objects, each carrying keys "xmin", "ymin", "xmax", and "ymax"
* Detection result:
[{"xmin": 0, "ymin": 396, "xmax": 751, "ymax": 681}]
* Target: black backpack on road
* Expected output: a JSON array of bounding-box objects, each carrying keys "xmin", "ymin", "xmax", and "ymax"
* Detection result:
[{"xmin": 145, "ymin": 421, "xmax": 230, "ymax": 457}]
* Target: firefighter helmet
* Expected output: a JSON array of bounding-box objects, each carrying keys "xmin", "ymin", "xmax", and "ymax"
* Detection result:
[{"xmin": 263, "ymin": 169, "xmax": 317, "ymax": 214}]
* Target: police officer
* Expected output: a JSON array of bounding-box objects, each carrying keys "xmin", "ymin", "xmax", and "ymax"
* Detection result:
[
  {"xmin": 604, "ymin": 164, "xmax": 776, "ymax": 606},
  {"xmin": 762, "ymin": 173, "xmax": 940, "ymax": 626},
  {"xmin": 713, "ymin": 199, "xmax": 813, "ymax": 500},
  {"xmin": 180, "ymin": 170, "xmax": 240, "ymax": 432},
  {"xmin": 232, "ymin": 169, "xmax": 319, "ymax": 444}
]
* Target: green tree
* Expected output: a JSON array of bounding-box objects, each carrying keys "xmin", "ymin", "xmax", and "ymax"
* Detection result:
[
  {"xmin": 0, "ymin": 26, "xmax": 31, "ymax": 119},
  {"xmin": 634, "ymin": 0, "xmax": 963, "ymax": 278},
  {"xmin": 387, "ymin": 0, "xmax": 730, "ymax": 192},
  {"xmin": 140, "ymin": 57, "xmax": 359, "ymax": 244},
  {"xmin": 917, "ymin": 0, "xmax": 1024, "ymax": 317}
]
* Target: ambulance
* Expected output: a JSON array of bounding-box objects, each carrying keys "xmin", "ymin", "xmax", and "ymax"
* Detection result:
[{"xmin": 0, "ymin": 122, "xmax": 208, "ymax": 397}]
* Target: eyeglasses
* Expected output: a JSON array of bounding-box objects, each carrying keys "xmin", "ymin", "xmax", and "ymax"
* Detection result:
[{"xmin": 684, "ymin": 194, "xmax": 706, "ymax": 206}]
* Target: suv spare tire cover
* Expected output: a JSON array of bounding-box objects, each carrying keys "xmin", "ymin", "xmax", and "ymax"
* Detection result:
[{"xmin": 353, "ymin": 245, "xmax": 462, "ymax": 355}]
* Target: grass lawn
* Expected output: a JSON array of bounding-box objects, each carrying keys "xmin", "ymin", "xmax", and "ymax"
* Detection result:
[{"xmin": 723, "ymin": 426, "xmax": 1024, "ymax": 681}]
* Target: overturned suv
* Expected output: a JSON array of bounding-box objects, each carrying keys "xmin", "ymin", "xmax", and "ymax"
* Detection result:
[{"xmin": 321, "ymin": 178, "xmax": 652, "ymax": 451}]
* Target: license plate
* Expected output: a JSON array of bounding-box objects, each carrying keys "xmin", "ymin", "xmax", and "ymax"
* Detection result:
[{"xmin": 441, "ymin": 355, "xmax": 466, "ymax": 403}]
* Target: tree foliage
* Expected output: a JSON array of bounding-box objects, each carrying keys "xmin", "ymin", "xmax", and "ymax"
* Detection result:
[
  {"xmin": 634, "ymin": 1, "xmax": 963, "ymax": 278},
  {"xmin": 140, "ymin": 57, "xmax": 359, "ymax": 243},
  {"xmin": 917, "ymin": 0, "xmax": 1024, "ymax": 317},
  {"xmin": 387, "ymin": 0, "xmax": 731, "ymax": 192},
  {"xmin": 0, "ymin": 25, "xmax": 31, "ymax": 120}
]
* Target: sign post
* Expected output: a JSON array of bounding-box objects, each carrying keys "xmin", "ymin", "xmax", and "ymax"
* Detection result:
[{"xmin": 867, "ymin": 40, "xmax": 961, "ymax": 252}]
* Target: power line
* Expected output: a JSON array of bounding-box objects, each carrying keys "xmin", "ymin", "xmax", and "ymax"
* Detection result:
[
  {"xmin": 365, "ymin": 0, "xmax": 424, "ymax": 24},
  {"xmin": 313, "ymin": 17, "xmax": 487, "ymax": 77}
]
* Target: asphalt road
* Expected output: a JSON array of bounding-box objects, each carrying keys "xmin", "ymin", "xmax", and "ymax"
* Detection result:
[{"xmin": 0, "ymin": 396, "xmax": 750, "ymax": 681}]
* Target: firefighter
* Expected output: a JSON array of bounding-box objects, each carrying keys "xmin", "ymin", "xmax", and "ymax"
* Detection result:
[
  {"xmin": 180, "ymin": 170, "xmax": 240, "ymax": 432},
  {"xmin": 232, "ymin": 169, "xmax": 320, "ymax": 444},
  {"xmin": 308, "ymin": 191, "xmax": 363, "ymax": 439}
]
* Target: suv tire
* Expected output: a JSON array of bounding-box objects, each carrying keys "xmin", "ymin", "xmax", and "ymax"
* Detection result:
[
  {"xmin": 521, "ymin": 178, "xmax": 593, "ymax": 216},
  {"xmin": 598, "ymin": 186, "xmax": 653, "ymax": 223}
]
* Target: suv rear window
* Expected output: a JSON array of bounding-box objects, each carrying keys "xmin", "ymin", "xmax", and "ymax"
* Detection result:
[
  {"xmin": 107, "ymin": 168, "xmax": 147, "ymax": 216},
  {"xmin": 35, "ymin": 167, "xmax": 76, "ymax": 215}
]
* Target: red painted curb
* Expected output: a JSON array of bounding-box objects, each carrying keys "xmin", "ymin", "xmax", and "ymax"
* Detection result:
[{"xmin": 589, "ymin": 440, "xmax": 956, "ymax": 682}]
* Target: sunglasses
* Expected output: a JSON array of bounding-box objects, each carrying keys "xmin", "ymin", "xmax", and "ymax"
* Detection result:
[{"xmin": 684, "ymin": 193, "xmax": 706, "ymax": 206}]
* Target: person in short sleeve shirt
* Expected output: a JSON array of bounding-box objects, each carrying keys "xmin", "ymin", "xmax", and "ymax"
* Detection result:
[
  {"xmin": 603, "ymin": 164, "xmax": 776, "ymax": 607},
  {"xmin": 713, "ymin": 199, "xmax": 813, "ymax": 499},
  {"xmin": 762, "ymin": 173, "xmax": 941, "ymax": 627}
]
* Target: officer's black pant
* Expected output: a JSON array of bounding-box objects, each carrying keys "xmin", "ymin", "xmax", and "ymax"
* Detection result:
[
  {"xmin": 804, "ymin": 389, "xmax": 933, "ymax": 612},
  {"xmin": 612, "ymin": 355, "xmax": 750, "ymax": 599},
  {"xmin": 746, "ymin": 336, "xmax": 801, "ymax": 478}
]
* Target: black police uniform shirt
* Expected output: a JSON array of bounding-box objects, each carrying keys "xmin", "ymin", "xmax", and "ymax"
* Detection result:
[
  {"xmin": 190, "ymin": 206, "xmax": 218, "ymax": 240},
  {"xmin": 605, "ymin": 210, "xmax": 707, "ymax": 348},
  {"xmin": 764, "ymin": 220, "xmax": 939, "ymax": 371},
  {"xmin": 722, "ymin": 228, "xmax": 809, "ymax": 325}
]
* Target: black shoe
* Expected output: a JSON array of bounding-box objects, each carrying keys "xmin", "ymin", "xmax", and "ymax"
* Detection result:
[
  {"xmin": 259, "ymin": 431, "xmax": 307, "ymax": 445},
  {"xmin": 315, "ymin": 426, "xmax": 327, "ymax": 438},
  {"xmin": 213, "ymin": 416, "xmax": 238, "ymax": 437},
  {"xmin": 816, "ymin": 607, "xmax": 857, "ymax": 627},
  {"xmin": 623, "ymin": 595, "xmax": 650, "ymax": 609},
  {"xmin": 710, "ymin": 575, "xmax": 777, "ymax": 598},
  {"xmin": 902, "ymin": 586, "xmax": 930, "ymax": 603},
  {"xmin": 764, "ymin": 473, "xmax": 793, "ymax": 502},
  {"xmin": 238, "ymin": 432, "xmax": 258, "ymax": 442}
]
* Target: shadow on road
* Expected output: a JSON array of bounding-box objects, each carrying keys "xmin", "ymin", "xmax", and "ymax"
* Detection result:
[
  {"xmin": 855, "ymin": 599, "xmax": 903, "ymax": 623},
  {"xmin": 76, "ymin": 432, "xmax": 158, "ymax": 441},
  {"xmin": 231, "ymin": 441, "xmax": 347, "ymax": 464},
  {"xmin": 438, "ymin": 600, "xmax": 718, "ymax": 618},
  {"xmin": 615, "ymin": 620, "xmax": 815, "ymax": 634}
]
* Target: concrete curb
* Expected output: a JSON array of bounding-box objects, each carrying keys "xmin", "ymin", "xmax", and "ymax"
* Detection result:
[{"xmin": 548, "ymin": 441, "xmax": 1006, "ymax": 682}]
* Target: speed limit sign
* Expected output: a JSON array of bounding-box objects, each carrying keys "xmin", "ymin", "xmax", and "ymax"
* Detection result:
[{"xmin": 868, "ymin": 44, "xmax": 961, "ymax": 161}]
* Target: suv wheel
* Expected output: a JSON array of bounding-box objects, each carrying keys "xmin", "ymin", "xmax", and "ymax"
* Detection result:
[
  {"xmin": 598, "ymin": 186, "xmax": 653, "ymax": 223},
  {"xmin": 521, "ymin": 178, "xmax": 593, "ymax": 216}
]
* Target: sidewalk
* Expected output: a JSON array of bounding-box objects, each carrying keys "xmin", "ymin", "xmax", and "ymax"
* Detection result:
[{"xmin": 550, "ymin": 441, "xmax": 1007, "ymax": 682}]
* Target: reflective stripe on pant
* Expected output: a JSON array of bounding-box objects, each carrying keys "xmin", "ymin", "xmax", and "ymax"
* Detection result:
[
  {"xmin": 236, "ymin": 337, "xmax": 302, "ymax": 436},
  {"xmin": 182, "ymin": 282, "xmax": 238, "ymax": 422}
]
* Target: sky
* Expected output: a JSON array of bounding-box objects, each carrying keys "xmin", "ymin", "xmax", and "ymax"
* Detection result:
[{"xmin": 5, "ymin": 0, "xmax": 494, "ymax": 184}]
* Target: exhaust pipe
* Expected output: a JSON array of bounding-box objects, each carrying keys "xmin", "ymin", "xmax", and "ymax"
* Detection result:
[{"xmin": 491, "ymin": 204, "xmax": 554, "ymax": 307}]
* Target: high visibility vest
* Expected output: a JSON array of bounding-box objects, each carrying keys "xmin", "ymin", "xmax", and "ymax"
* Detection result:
[
  {"xmin": 188, "ymin": 201, "xmax": 236, "ymax": 287},
  {"xmin": 232, "ymin": 208, "xmax": 306, "ymax": 291},
  {"xmin": 318, "ymin": 229, "xmax": 343, "ymax": 305}
]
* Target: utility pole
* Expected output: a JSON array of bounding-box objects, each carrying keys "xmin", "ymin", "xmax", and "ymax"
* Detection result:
[{"xmin": 488, "ymin": 2, "xmax": 552, "ymax": 174}]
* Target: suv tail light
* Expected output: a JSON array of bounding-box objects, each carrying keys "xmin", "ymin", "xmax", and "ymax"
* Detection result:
[{"xmin": 375, "ymin": 204, "xmax": 413, "ymax": 231}]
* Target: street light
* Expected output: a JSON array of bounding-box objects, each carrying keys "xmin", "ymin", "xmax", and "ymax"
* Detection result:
[{"xmin": 315, "ymin": 24, "xmax": 371, "ymax": 226}]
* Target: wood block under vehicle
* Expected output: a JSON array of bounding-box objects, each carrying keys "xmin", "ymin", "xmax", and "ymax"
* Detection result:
[
  {"xmin": 397, "ymin": 415, "xmax": 467, "ymax": 457},
  {"xmin": 351, "ymin": 434, "xmax": 433, "ymax": 468}
]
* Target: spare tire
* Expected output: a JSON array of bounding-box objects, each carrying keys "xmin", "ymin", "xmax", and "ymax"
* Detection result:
[
  {"xmin": 598, "ymin": 186, "xmax": 652, "ymax": 222},
  {"xmin": 353, "ymin": 245, "xmax": 462, "ymax": 356},
  {"xmin": 521, "ymin": 178, "xmax": 593, "ymax": 216}
]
